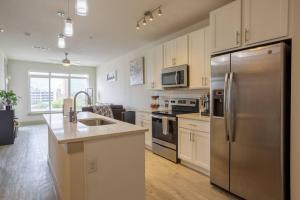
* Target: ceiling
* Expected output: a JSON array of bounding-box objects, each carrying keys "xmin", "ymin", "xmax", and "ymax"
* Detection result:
[{"xmin": 0, "ymin": 0, "xmax": 232, "ymax": 66}]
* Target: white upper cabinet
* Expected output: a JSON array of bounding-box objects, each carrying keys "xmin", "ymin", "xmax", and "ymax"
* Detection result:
[
  {"xmin": 163, "ymin": 35, "xmax": 188, "ymax": 68},
  {"xmin": 243, "ymin": 0, "xmax": 289, "ymax": 45},
  {"xmin": 210, "ymin": 0, "xmax": 242, "ymax": 53},
  {"xmin": 204, "ymin": 26, "xmax": 211, "ymax": 87},
  {"xmin": 188, "ymin": 26, "xmax": 211, "ymax": 89},
  {"xmin": 189, "ymin": 29, "xmax": 206, "ymax": 89},
  {"xmin": 176, "ymin": 35, "xmax": 189, "ymax": 66},
  {"xmin": 146, "ymin": 45, "xmax": 163, "ymax": 90}
]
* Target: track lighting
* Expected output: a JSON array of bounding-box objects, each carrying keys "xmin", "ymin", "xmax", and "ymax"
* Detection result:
[
  {"xmin": 149, "ymin": 13, "xmax": 154, "ymax": 21},
  {"xmin": 76, "ymin": 0, "xmax": 88, "ymax": 16},
  {"xmin": 135, "ymin": 6, "xmax": 163, "ymax": 30},
  {"xmin": 64, "ymin": 18, "xmax": 73, "ymax": 37},
  {"xmin": 142, "ymin": 18, "xmax": 147, "ymax": 26},
  {"xmin": 158, "ymin": 7, "xmax": 162, "ymax": 16},
  {"xmin": 136, "ymin": 23, "xmax": 140, "ymax": 30},
  {"xmin": 58, "ymin": 34, "xmax": 66, "ymax": 48}
]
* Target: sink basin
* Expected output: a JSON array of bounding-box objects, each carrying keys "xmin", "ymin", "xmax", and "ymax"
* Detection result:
[{"xmin": 78, "ymin": 118, "xmax": 115, "ymax": 126}]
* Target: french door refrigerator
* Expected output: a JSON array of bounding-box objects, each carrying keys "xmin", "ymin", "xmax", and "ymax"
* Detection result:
[{"xmin": 210, "ymin": 42, "xmax": 290, "ymax": 200}]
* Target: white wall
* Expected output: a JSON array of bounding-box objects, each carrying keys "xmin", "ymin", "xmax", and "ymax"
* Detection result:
[
  {"xmin": 97, "ymin": 19, "xmax": 210, "ymax": 110},
  {"xmin": 0, "ymin": 49, "xmax": 6, "ymax": 90},
  {"xmin": 7, "ymin": 59, "xmax": 96, "ymax": 123},
  {"xmin": 291, "ymin": 0, "xmax": 300, "ymax": 199}
]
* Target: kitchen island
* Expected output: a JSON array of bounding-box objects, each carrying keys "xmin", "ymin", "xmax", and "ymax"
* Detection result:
[{"xmin": 44, "ymin": 112, "xmax": 147, "ymax": 200}]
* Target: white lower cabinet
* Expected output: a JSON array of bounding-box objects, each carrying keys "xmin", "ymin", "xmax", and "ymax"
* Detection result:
[
  {"xmin": 178, "ymin": 118, "xmax": 210, "ymax": 175},
  {"xmin": 178, "ymin": 128, "xmax": 193, "ymax": 162},
  {"xmin": 136, "ymin": 112, "xmax": 152, "ymax": 149}
]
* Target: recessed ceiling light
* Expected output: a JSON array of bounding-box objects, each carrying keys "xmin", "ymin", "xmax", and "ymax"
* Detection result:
[{"xmin": 0, "ymin": 29, "xmax": 4, "ymax": 33}]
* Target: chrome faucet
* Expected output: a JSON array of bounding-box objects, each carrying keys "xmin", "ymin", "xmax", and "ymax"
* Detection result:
[{"xmin": 71, "ymin": 91, "xmax": 92, "ymax": 123}]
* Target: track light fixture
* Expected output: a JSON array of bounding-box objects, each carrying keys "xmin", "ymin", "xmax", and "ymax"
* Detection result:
[{"xmin": 136, "ymin": 6, "xmax": 163, "ymax": 30}]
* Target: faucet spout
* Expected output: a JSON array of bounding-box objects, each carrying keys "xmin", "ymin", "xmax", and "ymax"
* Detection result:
[{"xmin": 72, "ymin": 91, "xmax": 92, "ymax": 123}]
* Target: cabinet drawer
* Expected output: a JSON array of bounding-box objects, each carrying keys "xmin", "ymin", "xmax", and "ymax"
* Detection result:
[{"xmin": 178, "ymin": 118, "xmax": 210, "ymax": 133}]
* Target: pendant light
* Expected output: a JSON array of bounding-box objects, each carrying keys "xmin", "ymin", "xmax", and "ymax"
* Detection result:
[
  {"xmin": 58, "ymin": 34, "xmax": 66, "ymax": 48},
  {"xmin": 64, "ymin": 0, "xmax": 74, "ymax": 37},
  {"xmin": 76, "ymin": 0, "xmax": 88, "ymax": 16},
  {"xmin": 62, "ymin": 52, "xmax": 71, "ymax": 67}
]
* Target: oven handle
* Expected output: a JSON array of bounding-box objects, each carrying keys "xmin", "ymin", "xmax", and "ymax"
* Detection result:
[{"xmin": 152, "ymin": 115, "xmax": 177, "ymax": 121}]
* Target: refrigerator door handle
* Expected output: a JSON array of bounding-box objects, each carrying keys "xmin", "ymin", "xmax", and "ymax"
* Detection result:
[
  {"xmin": 228, "ymin": 72, "xmax": 235, "ymax": 142},
  {"xmin": 224, "ymin": 73, "xmax": 230, "ymax": 141}
]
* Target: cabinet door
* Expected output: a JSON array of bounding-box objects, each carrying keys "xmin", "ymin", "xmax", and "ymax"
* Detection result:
[
  {"xmin": 163, "ymin": 40, "xmax": 176, "ymax": 68},
  {"xmin": 153, "ymin": 45, "xmax": 163, "ymax": 90},
  {"xmin": 193, "ymin": 131, "xmax": 210, "ymax": 170},
  {"xmin": 210, "ymin": 0, "xmax": 242, "ymax": 53},
  {"xmin": 145, "ymin": 48, "xmax": 155, "ymax": 89},
  {"xmin": 143, "ymin": 120, "xmax": 152, "ymax": 148},
  {"xmin": 175, "ymin": 35, "xmax": 189, "ymax": 66},
  {"xmin": 178, "ymin": 128, "xmax": 193, "ymax": 162},
  {"xmin": 189, "ymin": 29, "xmax": 206, "ymax": 89},
  {"xmin": 243, "ymin": 0, "xmax": 288, "ymax": 45},
  {"xmin": 204, "ymin": 26, "xmax": 211, "ymax": 87}
]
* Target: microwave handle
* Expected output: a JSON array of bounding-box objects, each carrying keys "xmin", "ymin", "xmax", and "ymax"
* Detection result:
[{"xmin": 175, "ymin": 71, "xmax": 179, "ymax": 84}]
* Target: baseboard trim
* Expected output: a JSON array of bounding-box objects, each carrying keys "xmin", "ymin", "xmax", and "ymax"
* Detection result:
[{"xmin": 180, "ymin": 160, "xmax": 210, "ymax": 176}]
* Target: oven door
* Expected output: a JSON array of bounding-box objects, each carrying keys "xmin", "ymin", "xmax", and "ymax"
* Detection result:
[{"xmin": 152, "ymin": 115, "xmax": 177, "ymax": 149}]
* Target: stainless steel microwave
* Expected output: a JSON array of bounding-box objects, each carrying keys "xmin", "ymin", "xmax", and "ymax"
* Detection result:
[{"xmin": 161, "ymin": 65, "xmax": 189, "ymax": 88}]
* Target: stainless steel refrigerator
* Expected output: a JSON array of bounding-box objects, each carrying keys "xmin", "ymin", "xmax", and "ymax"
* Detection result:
[{"xmin": 210, "ymin": 42, "xmax": 290, "ymax": 200}]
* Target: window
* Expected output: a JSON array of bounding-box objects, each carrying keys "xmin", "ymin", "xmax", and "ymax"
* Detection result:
[{"xmin": 29, "ymin": 72, "xmax": 90, "ymax": 113}]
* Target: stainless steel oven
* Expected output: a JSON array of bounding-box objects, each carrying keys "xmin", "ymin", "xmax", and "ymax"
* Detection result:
[
  {"xmin": 152, "ymin": 115, "xmax": 178, "ymax": 162},
  {"xmin": 152, "ymin": 98, "xmax": 199, "ymax": 163},
  {"xmin": 161, "ymin": 65, "xmax": 188, "ymax": 88}
]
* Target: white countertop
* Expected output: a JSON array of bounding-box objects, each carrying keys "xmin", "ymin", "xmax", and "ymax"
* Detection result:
[
  {"xmin": 44, "ymin": 112, "xmax": 148, "ymax": 144},
  {"xmin": 177, "ymin": 113, "xmax": 210, "ymax": 122}
]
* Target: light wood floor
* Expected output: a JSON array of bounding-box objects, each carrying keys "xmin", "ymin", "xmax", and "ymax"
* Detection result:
[{"xmin": 0, "ymin": 125, "xmax": 235, "ymax": 200}]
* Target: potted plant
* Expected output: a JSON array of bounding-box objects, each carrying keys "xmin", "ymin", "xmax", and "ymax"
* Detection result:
[{"xmin": 0, "ymin": 90, "xmax": 20, "ymax": 110}]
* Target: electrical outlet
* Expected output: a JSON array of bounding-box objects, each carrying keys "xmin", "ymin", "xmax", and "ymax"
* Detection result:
[{"xmin": 87, "ymin": 159, "xmax": 98, "ymax": 174}]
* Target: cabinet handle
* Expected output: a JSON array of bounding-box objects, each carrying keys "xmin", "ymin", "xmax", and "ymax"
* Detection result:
[
  {"xmin": 192, "ymin": 133, "xmax": 195, "ymax": 142},
  {"xmin": 189, "ymin": 132, "xmax": 192, "ymax": 141},
  {"xmin": 236, "ymin": 31, "xmax": 240, "ymax": 45},
  {"xmin": 205, "ymin": 77, "xmax": 207, "ymax": 86},
  {"xmin": 245, "ymin": 29, "xmax": 249, "ymax": 43}
]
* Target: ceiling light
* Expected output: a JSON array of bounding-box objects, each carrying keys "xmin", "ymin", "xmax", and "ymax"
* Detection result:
[
  {"xmin": 76, "ymin": 0, "xmax": 88, "ymax": 16},
  {"xmin": 158, "ymin": 7, "xmax": 163, "ymax": 16},
  {"xmin": 0, "ymin": 28, "xmax": 4, "ymax": 33},
  {"xmin": 135, "ymin": 6, "xmax": 162, "ymax": 30},
  {"xmin": 149, "ymin": 13, "xmax": 154, "ymax": 21},
  {"xmin": 62, "ymin": 52, "xmax": 71, "ymax": 67},
  {"xmin": 64, "ymin": 17, "xmax": 73, "ymax": 37},
  {"xmin": 136, "ymin": 23, "xmax": 140, "ymax": 30},
  {"xmin": 58, "ymin": 34, "xmax": 66, "ymax": 49},
  {"xmin": 142, "ymin": 18, "xmax": 147, "ymax": 26}
]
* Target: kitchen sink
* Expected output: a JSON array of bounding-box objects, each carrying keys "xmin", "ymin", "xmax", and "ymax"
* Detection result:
[{"xmin": 78, "ymin": 118, "xmax": 115, "ymax": 126}]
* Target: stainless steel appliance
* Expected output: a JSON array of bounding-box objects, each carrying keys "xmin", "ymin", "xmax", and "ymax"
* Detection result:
[
  {"xmin": 161, "ymin": 65, "xmax": 188, "ymax": 88},
  {"xmin": 152, "ymin": 98, "xmax": 199, "ymax": 162},
  {"xmin": 210, "ymin": 42, "xmax": 290, "ymax": 200}
]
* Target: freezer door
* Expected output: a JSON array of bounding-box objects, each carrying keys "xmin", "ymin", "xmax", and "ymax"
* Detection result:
[
  {"xmin": 230, "ymin": 43, "xmax": 286, "ymax": 200},
  {"xmin": 210, "ymin": 54, "xmax": 231, "ymax": 190}
]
